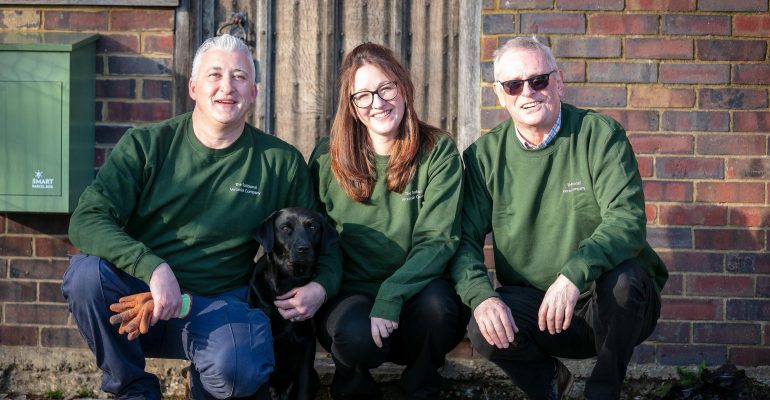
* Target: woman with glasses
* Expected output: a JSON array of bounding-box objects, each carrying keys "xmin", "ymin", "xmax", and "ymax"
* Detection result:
[{"xmin": 309, "ymin": 42, "xmax": 468, "ymax": 399}]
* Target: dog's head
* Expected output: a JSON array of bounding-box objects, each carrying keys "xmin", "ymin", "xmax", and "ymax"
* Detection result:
[{"xmin": 254, "ymin": 207, "xmax": 338, "ymax": 281}]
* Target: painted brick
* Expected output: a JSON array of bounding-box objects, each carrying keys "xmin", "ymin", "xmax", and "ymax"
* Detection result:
[
  {"xmin": 96, "ymin": 125, "xmax": 130, "ymax": 146},
  {"xmin": 661, "ymin": 298, "xmax": 722, "ymax": 321},
  {"xmin": 41, "ymin": 327, "xmax": 88, "ymax": 349},
  {"xmin": 734, "ymin": 15, "xmax": 770, "ymax": 37},
  {"xmin": 733, "ymin": 64, "xmax": 770, "ymax": 85},
  {"xmin": 659, "ymin": 204, "xmax": 727, "ymax": 226},
  {"xmin": 727, "ymin": 253, "xmax": 770, "ymax": 274},
  {"xmin": 0, "ymin": 236, "xmax": 32, "ymax": 257},
  {"xmin": 557, "ymin": 0, "xmax": 624, "ymax": 11},
  {"xmin": 142, "ymin": 80, "xmax": 173, "ymax": 100},
  {"xmin": 698, "ymin": 0, "xmax": 768, "ymax": 12},
  {"xmin": 630, "ymin": 344, "xmax": 655, "ymax": 364},
  {"xmin": 562, "ymin": 86, "xmax": 626, "ymax": 107},
  {"xmin": 588, "ymin": 62, "xmax": 657, "ymax": 83},
  {"xmin": 599, "ymin": 110, "xmax": 659, "ymax": 131},
  {"xmin": 499, "ymin": 0, "xmax": 552, "ymax": 8},
  {"xmin": 699, "ymin": 88, "xmax": 768, "ymax": 110},
  {"xmin": 698, "ymin": 135, "xmax": 766, "ymax": 156},
  {"xmin": 481, "ymin": 36, "xmax": 497, "ymax": 60},
  {"xmin": 696, "ymin": 182, "xmax": 765, "ymax": 204},
  {"xmin": 656, "ymin": 157, "xmax": 723, "ymax": 179},
  {"xmin": 625, "ymin": 38, "xmax": 693, "ymax": 59},
  {"xmin": 144, "ymin": 33, "xmax": 174, "ymax": 55},
  {"xmin": 629, "ymin": 86, "xmax": 695, "ymax": 108},
  {"xmin": 6, "ymin": 304, "xmax": 69, "ymax": 325},
  {"xmin": 39, "ymin": 282, "xmax": 67, "ymax": 303},
  {"xmin": 730, "ymin": 207, "xmax": 770, "ymax": 228},
  {"xmin": 35, "ymin": 236, "xmax": 74, "ymax": 258},
  {"xmin": 734, "ymin": 111, "xmax": 770, "ymax": 132},
  {"xmin": 107, "ymin": 102, "xmax": 173, "ymax": 123},
  {"xmin": 729, "ymin": 347, "xmax": 770, "ymax": 367},
  {"xmin": 96, "ymin": 79, "xmax": 137, "ymax": 99},
  {"xmin": 643, "ymin": 181, "xmax": 693, "ymax": 202},
  {"xmin": 520, "ymin": 13, "xmax": 585, "ymax": 34},
  {"xmin": 0, "ymin": 326, "xmax": 38, "ymax": 346},
  {"xmin": 687, "ymin": 274, "xmax": 755, "ymax": 297},
  {"xmin": 727, "ymin": 299, "xmax": 770, "ymax": 321},
  {"xmin": 626, "ymin": 0, "xmax": 696, "ymax": 11},
  {"xmin": 660, "ymin": 64, "xmax": 729, "ymax": 84},
  {"xmin": 649, "ymin": 321, "xmax": 691, "ymax": 343},
  {"xmin": 646, "ymin": 227, "xmax": 692, "ymax": 249},
  {"xmin": 726, "ymin": 158, "xmax": 770, "ymax": 180},
  {"xmin": 698, "ymin": 40, "xmax": 767, "ymax": 61},
  {"xmin": 638, "ymin": 157, "xmax": 653, "ymax": 178},
  {"xmin": 110, "ymin": 9, "xmax": 174, "ymax": 31},
  {"xmin": 9, "ymin": 259, "xmax": 68, "ymax": 280},
  {"xmin": 0, "ymin": 280, "xmax": 35, "ymax": 301},
  {"xmin": 587, "ymin": 13, "xmax": 658, "ymax": 35},
  {"xmin": 560, "ymin": 61, "xmax": 586, "ymax": 82},
  {"xmin": 696, "ymin": 229, "xmax": 765, "ymax": 251},
  {"xmin": 663, "ymin": 15, "xmax": 731, "ymax": 35},
  {"xmin": 43, "ymin": 10, "xmax": 108, "ymax": 31},
  {"xmin": 656, "ymin": 251, "xmax": 724, "ymax": 273},
  {"xmin": 6, "ymin": 214, "xmax": 69, "ymax": 235},
  {"xmin": 483, "ymin": 14, "xmax": 515, "ymax": 35},
  {"xmin": 662, "ymin": 111, "xmax": 729, "ymax": 132},
  {"xmin": 96, "ymin": 34, "xmax": 140, "ymax": 54},
  {"xmin": 658, "ymin": 344, "xmax": 727, "ymax": 366},
  {"xmin": 661, "ymin": 274, "xmax": 682, "ymax": 295},
  {"xmin": 0, "ymin": 9, "xmax": 40, "ymax": 29},
  {"xmin": 552, "ymin": 37, "xmax": 621, "ymax": 58},
  {"xmin": 107, "ymin": 56, "xmax": 172, "ymax": 76},
  {"xmin": 629, "ymin": 134, "xmax": 693, "ymax": 154},
  {"xmin": 694, "ymin": 323, "xmax": 760, "ymax": 345}
]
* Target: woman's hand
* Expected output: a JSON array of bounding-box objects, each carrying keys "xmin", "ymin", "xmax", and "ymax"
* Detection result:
[{"xmin": 370, "ymin": 317, "xmax": 399, "ymax": 348}]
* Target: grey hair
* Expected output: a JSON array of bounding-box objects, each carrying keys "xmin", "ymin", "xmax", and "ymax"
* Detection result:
[
  {"xmin": 493, "ymin": 36, "xmax": 558, "ymax": 82},
  {"xmin": 190, "ymin": 34, "xmax": 255, "ymax": 81}
]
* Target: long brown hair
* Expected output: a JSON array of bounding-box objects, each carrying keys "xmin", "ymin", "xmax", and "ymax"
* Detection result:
[{"xmin": 330, "ymin": 42, "xmax": 439, "ymax": 202}]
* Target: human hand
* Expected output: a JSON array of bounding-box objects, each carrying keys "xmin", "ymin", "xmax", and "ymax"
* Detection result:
[
  {"xmin": 538, "ymin": 274, "xmax": 580, "ymax": 334},
  {"xmin": 274, "ymin": 281, "xmax": 327, "ymax": 322},
  {"xmin": 108, "ymin": 292, "xmax": 154, "ymax": 340},
  {"xmin": 370, "ymin": 317, "xmax": 399, "ymax": 348},
  {"xmin": 149, "ymin": 263, "xmax": 182, "ymax": 325},
  {"xmin": 473, "ymin": 297, "xmax": 518, "ymax": 349}
]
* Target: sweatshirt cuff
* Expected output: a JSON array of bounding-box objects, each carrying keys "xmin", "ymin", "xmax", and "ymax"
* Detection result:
[
  {"xmin": 370, "ymin": 299, "xmax": 402, "ymax": 322},
  {"xmin": 559, "ymin": 258, "xmax": 589, "ymax": 292},
  {"xmin": 468, "ymin": 284, "xmax": 501, "ymax": 311},
  {"xmin": 134, "ymin": 252, "xmax": 165, "ymax": 284}
]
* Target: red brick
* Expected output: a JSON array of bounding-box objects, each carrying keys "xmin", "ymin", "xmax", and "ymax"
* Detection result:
[
  {"xmin": 0, "ymin": 236, "xmax": 32, "ymax": 256},
  {"xmin": 734, "ymin": 64, "xmax": 770, "ymax": 85},
  {"xmin": 552, "ymin": 37, "xmax": 621, "ymax": 58},
  {"xmin": 687, "ymin": 274, "xmax": 755, "ymax": 296},
  {"xmin": 734, "ymin": 15, "xmax": 770, "ymax": 37},
  {"xmin": 6, "ymin": 304, "xmax": 70, "ymax": 325},
  {"xmin": 588, "ymin": 62, "xmax": 657, "ymax": 83},
  {"xmin": 628, "ymin": 134, "xmax": 693, "ymax": 154},
  {"xmin": 95, "ymin": 147, "xmax": 108, "ymax": 169},
  {"xmin": 626, "ymin": 0, "xmax": 696, "ymax": 11},
  {"xmin": 631, "ymin": 344, "xmax": 655, "ymax": 364},
  {"xmin": 0, "ymin": 326, "xmax": 38, "ymax": 346},
  {"xmin": 0, "ymin": 9, "xmax": 40, "ymax": 29},
  {"xmin": 660, "ymin": 298, "xmax": 721, "ymax": 320},
  {"xmin": 659, "ymin": 204, "xmax": 727, "ymax": 226},
  {"xmin": 694, "ymin": 229, "xmax": 764, "ymax": 251},
  {"xmin": 562, "ymin": 86, "xmax": 626, "ymax": 107},
  {"xmin": 557, "ymin": 0, "xmax": 624, "ymax": 10},
  {"xmin": 663, "ymin": 15, "xmax": 730, "ymax": 35},
  {"xmin": 481, "ymin": 109, "xmax": 510, "ymax": 130},
  {"xmin": 9, "ymin": 259, "xmax": 68, "ymax": 280},
  {"xmin": 727, "ymin": 253, "xmax": 770, "ymax": 274},
  {"xmin": 5, "ymin": 213, "xmax": 69, "ymax": 235},
  {"xmin": 499, "ymin": 0, "xmax": 552, "ymax": 8},
  {"xmin": 730, "ymin": 207, "xmax": 770, "ymax": 228},
  {"xmin": 43, "ymin": 10, "xmax": 108, "ymax": 31},
  {"xmin": 698, "ymin": 40, "xmax": 767, "ymax": 61},
  {"xmin": 698, "ymin": 135, "xmax": 766, "ymax": 156},
  {"xmin": 643, "ymin": 181, "xmax": 693, "ymax": 202},
  {"xmin": 656, "ymin": 157, "xmax": 723, "ymax": 179},
  {"xmin": 729, "ymin": 347, "xmax": 770, "ymax": 367},
  {"xmin": 110, "ymin": 9, "xmax": 174, "ymax": 31},
  {"xmin": 638, "ymin": 157, "xmax": 653, "ymax": 178},
  {"xmin": 663, "ymin": 111, "xmax": 729, "ymax": 132},
  {"xmin": 587, "ymin": 13, "xmax": 658, "ymax": 35},
  {"xmin": 483, "ymin": 14, "xmax": 515, "ymax": 35},
  {"xmin": 39, "ymin": 282, "xmax": 67, "ymax": 303},
  {"xmin": 481, "ymin": 36, "xmax": 497, "ymax": 61},
  {"xmin": 696, "ymin": 182, "xmax": 765, "ymax": 204},
  {"xmin": 761, "ymin": 276, "xmax": 770, "ymax": 296},
  {"xmin": 660, "ymin": 64, "xmax": 729, "ymax": 84},
  {"xmin": 520, "ymin": 13, "xmax": 585, "ymax": 34},
  {"xmin": 0, "ymin": 280, "xmax": 36, "ymax": 302},
  {"xmin": 657, "ymin": 251, "xmax": 724, "ymax": 273},
  {"xmin": 142, "ymin": 80, "xmax": 172, "ymax": 100},
  {"xmin": 734, "ymin": 112, "xmax": 770, "ymax": 132},
  {"xmin": 560, "ymin": 60, "xmax": 586, "ymax": 82},
  {"xmin": 96, "ymin": 79, "xmax": 136, "ymax": 99},
  {"xmin": 107, "ymin": 102, "xmax": 173, "ymax": 123},
  {"xmin": 481, "ymin": 86, "xmax": 497, "ymax": 107},
  {"xmin": 625, "ymin": 38, "xmax": 693, "ymax": 59},
  {"xmin": 35, "ymin": 236, "xmax": 74, "ymax": 258},
  {"xmin": 649, "ymin": 321, "xmax": 691, "ymax": 343},
  {"xmin": 699, "ymin": 88, "xmax": 768, "ymax": 110},
  {"xmin": 41, "ymin": 327, "xmax": 88, "ymax": 349},
  {"xmin": 0, "ymin": 214, "xmax": 5, "ymax": 233},
  {"xmin": 483, "ymin": 0, "xmax": 496, "ymax": 10},
  {"xmin": 727, "ymin": 158, "xmax": 770, "ymax": 180},
  {"xmin": 658, "ymin": 344, "xmax": 726, "ymax": 366},
  {"xmin": 96, "ymin": 33, "xmax": 140, "ymax": 54},
  {"xmin": 661, "ymin": 274, "xmax": 682, "ymax": 295},
  {"xmin": 107, "ymin": 56, "xmax": 172, "ymax": 76},
  {"xmin": 629, "ymin": 86, "xmax": 695, "ymax": 108},
  {"xmin": 599, "ymin": 110, "xmax": 659, "ymax": 131},
  {"xmin": 647, "ymin": 227, "xmax": 692, "ymax": 249},
  {"xmin": 698, "ymin": 0, "xmax": 768, "ymax": 12},
  {"xmin": 727, "ymin": 299, "xmax": 770, "ymax": 320},
  {"xmin": 144, "ymin": 34, "xmax": 174, "ymax": 55},
  {"xmin": 693, "ymin": 323, "xmax": 760, "ymax": 345}
]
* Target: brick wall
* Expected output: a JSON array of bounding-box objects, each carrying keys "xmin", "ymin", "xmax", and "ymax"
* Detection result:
[{"xmin": 481, "ymin": 0, "xmax": 770, "ymax": 367}]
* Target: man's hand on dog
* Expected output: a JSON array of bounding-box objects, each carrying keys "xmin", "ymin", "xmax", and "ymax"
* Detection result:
[
  {"xmin": 371, "ymin": 317, "xmax": 399, "ymax": 348},
  {"xmin": 274, "ymin": 281, "xmax": 326, "ymax": 322}
]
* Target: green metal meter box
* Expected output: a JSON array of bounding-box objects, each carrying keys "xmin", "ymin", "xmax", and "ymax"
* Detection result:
[{"xmin": 0, "ymin": 32, "xmax": 99, "ymax": 213}]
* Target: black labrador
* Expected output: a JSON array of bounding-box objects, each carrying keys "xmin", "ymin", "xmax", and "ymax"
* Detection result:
[{"xmin": 247, "ymin": 207, "xmax": 338, "ymax": 400}]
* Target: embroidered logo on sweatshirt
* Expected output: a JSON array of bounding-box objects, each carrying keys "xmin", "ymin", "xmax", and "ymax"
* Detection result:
[
  {"xmin": 562, "ymin": 181, "xmax": 586, "ymax": 194},
  {"xmin": 402, "ymin": 189, "xmax": 423, "ymax": 202},
  {"xmin": 230, "ymin": 182, "xmax": 262, "ymax": 196}
]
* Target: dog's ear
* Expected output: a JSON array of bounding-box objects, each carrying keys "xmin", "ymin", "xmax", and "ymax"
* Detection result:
[
  {"xmin": 316, "ymin": 212, "xmax": 339, "ymax": 254},
  {"xmin": 254, "ymin": 210, "xmax": 280, "ymax": 253}
]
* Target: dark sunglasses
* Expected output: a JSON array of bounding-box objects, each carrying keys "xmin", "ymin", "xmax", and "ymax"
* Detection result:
[{"xmin": 497, "ymin": 70, "xmax": 557, "ymax": 96}]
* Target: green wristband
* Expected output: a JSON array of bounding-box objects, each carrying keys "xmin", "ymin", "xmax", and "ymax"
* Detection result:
[{"xmin": 178, "ymin": 293, "xmax": 192, "ymax": 319}]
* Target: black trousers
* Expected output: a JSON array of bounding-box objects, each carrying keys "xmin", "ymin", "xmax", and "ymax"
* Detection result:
[
  {"xmin": 316, "ymin": 278, "xmax": 470, "ymax": 400},
  {"xmin": 467, "ymin": 260, "xmax": 661, "ymax": 400}
]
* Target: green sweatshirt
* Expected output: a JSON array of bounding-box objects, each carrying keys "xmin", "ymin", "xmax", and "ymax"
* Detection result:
[
  {"xmin": 450, "ymin": 103, "xmax": 668, "ymax": 310},
  {"xmin": 309, "ymin": 134, "xmax": 463, "ymax": 321},
  {"xmin": 69, "ymin": 112, "xmax": 340, "ymax": 297}
]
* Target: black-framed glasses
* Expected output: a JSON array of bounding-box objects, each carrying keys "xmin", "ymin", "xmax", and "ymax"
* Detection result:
[
  {"xmin": 497, "ymin": 70, "xmax": 556, "ymax": 96},
  {"xmin": 350, "ymin": 81, "xmax": 398, "ymax": 108}
]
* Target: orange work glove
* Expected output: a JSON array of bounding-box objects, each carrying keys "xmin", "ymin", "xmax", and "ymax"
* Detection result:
[{"xmin": 109, "ymin": 292, "xmax": 154, "ymax": 340}]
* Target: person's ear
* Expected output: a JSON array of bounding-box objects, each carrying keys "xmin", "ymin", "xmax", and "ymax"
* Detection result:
[
  {"xmin": 188, "ymin": 78, "xmax": 198, "ymax": 101},
  {"xmin": 493, "ymin": 82, "xmax": 507, "ymax": 108}
]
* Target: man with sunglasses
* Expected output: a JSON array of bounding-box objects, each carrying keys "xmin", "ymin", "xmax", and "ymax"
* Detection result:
[{"xmin": 450, "ymin": 36, "xmax": 668, "ymax": 399}]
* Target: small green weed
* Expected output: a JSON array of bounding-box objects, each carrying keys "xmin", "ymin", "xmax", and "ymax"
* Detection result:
[{"xmin": 44, "ymin": 388, "xmax": 64, "ymax": 399}]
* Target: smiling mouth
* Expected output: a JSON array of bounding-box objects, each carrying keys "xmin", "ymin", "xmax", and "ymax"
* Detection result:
[
  {"xmin": 370, "ymin": 109, "xmax": 392, "ymax": 119},
  {"xmin": 216, "ymin": 99, "xmax": 238, "ymax": 105},
  {"xmin": 522, "ymin": 101, "xmax": 541, "ymax": 110}
]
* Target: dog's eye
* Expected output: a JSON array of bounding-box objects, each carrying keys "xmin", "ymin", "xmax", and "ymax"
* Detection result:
[
  {"xmin": 280, "ymin": 225, "xmax": 292, "ymax": 233},
  {"xmin": 306, "ymin": 224, "xmax": 317, "ymax": 231}
]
